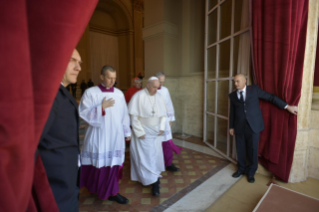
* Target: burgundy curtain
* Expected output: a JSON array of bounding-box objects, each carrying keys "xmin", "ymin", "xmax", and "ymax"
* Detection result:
[
  {"xmin": 251, "ymin": 0, "xmax": 308, "ymax": 182},
  {"xmin": 0, "ymin": 1, "xmax": 98, "ymax": 211}
]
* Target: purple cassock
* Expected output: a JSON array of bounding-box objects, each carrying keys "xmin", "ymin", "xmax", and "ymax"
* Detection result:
[
  {"xmin": 162, "ymin": 140, "xmax": 182, "ymax": 166},
  {"xmin": 80, "ymin": 165, "xmax": 123, "ymax": 199},
  {"xmin": 80, "ymin": 84, "xmax": 128, "ymax": 200},
  {"xmin": 157, "ymin": 86, "xmax": 182, "ymax": 166}
]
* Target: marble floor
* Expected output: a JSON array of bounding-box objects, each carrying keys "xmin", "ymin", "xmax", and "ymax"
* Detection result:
[
  {"xmin": 206, "ymin": 173, "xmax": 319, "ymax": 212},
  {"xmin": 79, "ymin": 139, "xmax": 230, "ymax": 212}
]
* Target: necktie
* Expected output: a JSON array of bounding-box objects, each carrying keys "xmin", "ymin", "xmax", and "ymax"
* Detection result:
[{"xmin": 240, "ymin": 91, "xmax": 244, "ymax": 102}]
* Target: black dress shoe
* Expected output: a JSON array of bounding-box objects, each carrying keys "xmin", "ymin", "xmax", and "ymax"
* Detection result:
[
  {"xmin": 166, "ymin": 163, "xmax": 180, "ymax": 172},
  {"xmin": 108, "ymin": 193, "xmax": 129, "ymax": 204},
  {"xmin": 247, "ymin": 175, "xmax": 255, "ymax": 183},
  {"xmin": 232, "ymin": 170, "xmax": 244, "ymax": 178},
  {"xmin": 151, "ymin": 179, "xmax": 160, "ymax": 196}
]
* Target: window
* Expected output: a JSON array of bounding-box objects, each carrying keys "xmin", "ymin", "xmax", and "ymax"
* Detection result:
[{"xmin": 204, "ymin": 0, "xmax": 250, "ymax": 162}]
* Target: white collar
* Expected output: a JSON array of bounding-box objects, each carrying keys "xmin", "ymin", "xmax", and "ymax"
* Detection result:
[{"xmin": 238, "ymin": 85, "xmax": 246, "ymax": 93}]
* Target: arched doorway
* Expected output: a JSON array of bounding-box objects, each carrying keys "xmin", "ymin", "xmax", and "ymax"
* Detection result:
[{"xmin": 76, "ymin": 0, "xmax": 135, "ymax": 91}]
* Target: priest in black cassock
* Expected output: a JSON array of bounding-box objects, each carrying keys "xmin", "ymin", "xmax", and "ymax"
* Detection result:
[{"xmin": 38, "ymin": 49, "xmax": 82, "ymax": 212}]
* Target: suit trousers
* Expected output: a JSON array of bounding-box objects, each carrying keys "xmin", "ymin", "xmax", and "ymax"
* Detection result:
[{"xmin": 235, "ymin": 120, "xmax": 259, "ymax": 176}]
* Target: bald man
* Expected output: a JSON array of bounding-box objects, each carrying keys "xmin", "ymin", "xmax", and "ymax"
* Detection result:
[
  {"xmin": 229, "ymin": 74, "xmax": 298, "ymax": 183},
  {"xmin": 128, "ymin": 77, "xmax": 167, "ymax": 196}
]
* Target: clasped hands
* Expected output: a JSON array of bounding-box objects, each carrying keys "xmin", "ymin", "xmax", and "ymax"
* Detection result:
[{"xmin": 139, "ymin": 131, "xmax": 164, "ymax": 139}]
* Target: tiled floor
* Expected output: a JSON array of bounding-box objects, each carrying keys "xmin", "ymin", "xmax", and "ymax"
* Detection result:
[
  {"xmin": 172, "ymin": 134, "xmax": 228, "ymax": 153},
  {"xmin": 173, "ymin": 133, "xmax": 206, "ymax": 147},
  {"xmin": 79, "ymin": 147, "xmax": 229, "ymax": 212}
]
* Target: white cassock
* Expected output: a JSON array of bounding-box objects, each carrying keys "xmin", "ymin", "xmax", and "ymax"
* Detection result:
[
  {"xmin": 128, "ymin": 88, "xmax": 167, "ymax": 185},
  {"xmin": 157, "ymin": 85, "xmax": 175, "ymax": 141},
  {"xmin": 79, "ymin": 86, "xmax": 131, "ymax": 168}
]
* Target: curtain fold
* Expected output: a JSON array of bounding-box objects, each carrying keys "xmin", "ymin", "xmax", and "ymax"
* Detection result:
[
  {"xmin": 250, "ymin": 0, "xmax": 308, "ymax": 182},
  {"xmin": 0, "ymin": 1, "xmax": 98, "ymax": 211}
]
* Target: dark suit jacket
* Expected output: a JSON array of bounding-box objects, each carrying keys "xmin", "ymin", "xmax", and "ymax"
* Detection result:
[
  {"xmin": 38, "ymin": 85, "xmax": 79, "ymax": 212},
  {"xmin": 229, "ymin": 85, "xmax": 287, "ymax": 134}
]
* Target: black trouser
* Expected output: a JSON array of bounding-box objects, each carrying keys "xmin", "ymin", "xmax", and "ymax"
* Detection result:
[{"xmin": 235, "ymin": 120, "xmax": 259, "ymax": 176}]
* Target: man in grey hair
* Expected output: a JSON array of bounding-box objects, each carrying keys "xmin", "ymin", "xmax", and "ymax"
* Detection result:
[{"xmin": 156, "ymin": 72, "xmax": 182, "ymax": 172}]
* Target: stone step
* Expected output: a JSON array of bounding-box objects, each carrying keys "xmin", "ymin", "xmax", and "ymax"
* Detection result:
[
  {"xmin": 311, "ymin": 93, "xmax": 319, "ymax": 110},
  {"xmin": 313, "ymin": 93, "xmax": 319, "ymax": 100},
  {"xmin": 311, "ymin": 103, "xmax": 319, "ymax": 111}
]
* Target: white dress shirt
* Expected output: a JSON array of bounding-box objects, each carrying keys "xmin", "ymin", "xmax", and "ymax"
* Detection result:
[{"xmin": 237, "ymin": 85, "xmax": 246, "ymax": 101}]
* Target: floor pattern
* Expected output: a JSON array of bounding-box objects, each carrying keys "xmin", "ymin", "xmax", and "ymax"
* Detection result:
[{"xmin": 79, "ymin": 147, "xmax": 229, "ymax": 212}]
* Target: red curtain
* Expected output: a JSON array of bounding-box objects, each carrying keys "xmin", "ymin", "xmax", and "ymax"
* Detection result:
[
  {"xmin": 251, "ymin": 0, "xmax": 308, "ymax": 182},
  {"xmin": 0, "ymin": 0, "xmax": 97, "ymax": 211}
]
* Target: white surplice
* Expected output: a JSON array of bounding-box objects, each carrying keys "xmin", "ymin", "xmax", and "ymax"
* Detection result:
[
  {"xmin": 157, "ymin": 86, "xmax": 175, "ymax": 141},
  {"xmin": 79, "ymin": 86, "xmax": 131, "ymax": 168},
  {"xmin": 128, "ymin": 88, "xmax": 167, "ymax": 185}
]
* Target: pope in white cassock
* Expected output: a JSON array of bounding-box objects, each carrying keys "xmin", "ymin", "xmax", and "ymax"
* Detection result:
[
  {"xmin": 156, "ymin": 72, "xmax": 182, "ymax": 172},
  {"xmin": 128, "ymin": 77, "xmax": 167, "ymax": 196},
  {"xmin": 79, "ymin": 65, "xmax": 131, "ymax": 205}
]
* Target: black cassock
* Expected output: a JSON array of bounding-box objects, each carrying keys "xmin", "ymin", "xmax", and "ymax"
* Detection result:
[{"xmin": 38, "ymin": 84, "xmax": 79, "ymax": 212}]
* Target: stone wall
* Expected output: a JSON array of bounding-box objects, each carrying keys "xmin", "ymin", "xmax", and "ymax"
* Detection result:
[
  {"xmin": 288, "ymin": 0, "xmax": 319, "ymax": 182},
  {"xmin": 309, "ymin": 110, "xmax": 319, "ymax": 179}
]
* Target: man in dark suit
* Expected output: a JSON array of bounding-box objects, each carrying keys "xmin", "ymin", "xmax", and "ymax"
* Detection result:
[
  {"xmin": 38, "ymin": 49, "xmax": 82, "ymax": 212},
  {"xmin": 229, "ymin": 74, "xmax": 298, "ymax": 183},
  {"xmin": 87, "ymin": 78, "xmax": 94, "ymax": 88},
  {"xmin": 80, "ymin": 79, "xmax": 87, "ymax": 96},
  {"xmin": 71, "ymin": 82, "xmax": 77, "ymax": 98}
]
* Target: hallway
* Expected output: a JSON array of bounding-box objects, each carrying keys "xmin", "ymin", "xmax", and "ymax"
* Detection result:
[{"xmin": 79, "ymin": 138, "xmax": 229, "ymax": 212}]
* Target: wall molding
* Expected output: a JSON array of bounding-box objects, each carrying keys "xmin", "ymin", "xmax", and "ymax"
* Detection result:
[
  {"xmin": 143, "ymin": 21, "xmax": 178, "ymax": 40},
  {"xmin": 89, "ymin": 24, "xmax": 133, "ymax": 36}
]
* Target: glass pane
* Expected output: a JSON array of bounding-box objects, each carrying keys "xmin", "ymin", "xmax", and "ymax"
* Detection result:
[
  {"xmin": 219, "ymin": 40, "xmax": 230, "ymax": 77},
  {"xmin": 216, "ymin": 117, "xmax": 228, "ymax": 155},
  {"xmin": 208, "ymin": 0, "xmax": 218, "ymax": 11},
  {"xmin": 207, "ymin": 81, "xmax": 216, "ymax": 113},
  {"xmin": 217, "ymin": 80, "xmax": 229, "ymax": 117},
  {"xmin": 234, "ymin": 0, "xmax": 249, "ymax": 33},
  {"xmin": 233, "ymin": 32, "xmax": 250, "ymax": 76},
  {"xmin": 207, "ymin": 46, "xmax": 216, "ymax": 78},
  {"xmin": 220, "ymin": 0, "xmax": 232, "ymax": 40},
  {"xmin": 208, "ymin": 10, "xmax": 217, "ymax": 45},
  {"xmin": 206, "ymin": 114, "xmax": 215, "ymax": 146}
]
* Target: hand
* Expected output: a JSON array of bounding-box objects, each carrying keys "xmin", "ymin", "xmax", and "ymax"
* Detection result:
[
  {"xmin": 169, "ymin": 122, "xmax": 172, "ymax": 127},
  {"xmin": 287, "ymin": 105, "xmax": 298, "ymax": 115},
  {"xmin": 102, "ymin": 97, "xmax": 115, "ymax": 109},
  {"xmin": 158, "ymin": 130, "xmax": 164, "ymax": 136},
  {"xmin": 139, "ymin": 135, "xmax": 145, "ymax": 139},
  {"xmin": 125, "ymin": 137, "xmax": 131, "ymax": 141},
  {"xmin": 229, "ymin": 129, "xmax": 234, "ymax": 136}
]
